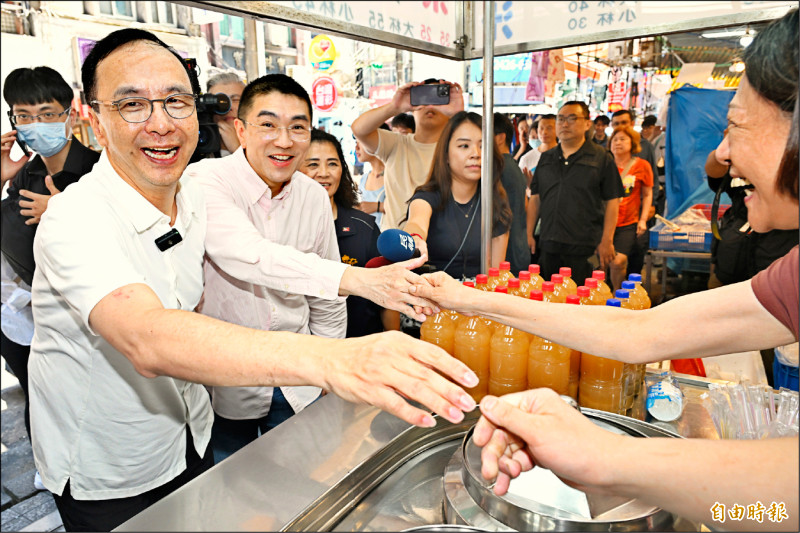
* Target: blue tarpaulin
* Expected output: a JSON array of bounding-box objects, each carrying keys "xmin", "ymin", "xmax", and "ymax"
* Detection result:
[{"xmin": 665, "ymin": 86, "xmax": 735, "ymax": 218}]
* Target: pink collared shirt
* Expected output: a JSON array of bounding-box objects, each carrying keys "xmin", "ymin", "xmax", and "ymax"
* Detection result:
[{"xmin": 185, "ymin": 148, "xmax": 347, "ymax": 418}]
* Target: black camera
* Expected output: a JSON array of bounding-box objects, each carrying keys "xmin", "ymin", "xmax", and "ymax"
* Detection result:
[
  {"xmin": 183, "ymin": 58, "xmax": 233, "ymax": 163},
  {"xmin": 190, "ymin": 92, "xmax": 231, "ymax": 163}
]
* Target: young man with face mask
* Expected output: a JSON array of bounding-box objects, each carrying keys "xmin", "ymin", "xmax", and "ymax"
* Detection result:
[{"xmin": 0, "ymin": 67, "xmax": 99, "ymax": 477}]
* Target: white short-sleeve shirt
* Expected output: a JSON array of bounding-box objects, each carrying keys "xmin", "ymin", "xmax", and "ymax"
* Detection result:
[{"xmin": 28, "ymin": 151, "xmax": 214, "ymax": 500}]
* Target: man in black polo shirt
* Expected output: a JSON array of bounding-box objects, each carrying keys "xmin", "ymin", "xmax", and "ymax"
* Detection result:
[
  {"xmin": 527, "ymin": 100, "xmax": 623, "ymax": 284},
  {"xmin": 1, "ymin": 66, "xmax": 99, "ymax": 450}
]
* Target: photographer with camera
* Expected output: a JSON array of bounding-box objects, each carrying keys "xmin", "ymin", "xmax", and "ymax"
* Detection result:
[
  {"xmin": 206, "ymin": 71, "xmax": 245, "ymax": 156},
  {"xmin": 352, "ymin": 78, "xmax": 464, "ymax": 232}
]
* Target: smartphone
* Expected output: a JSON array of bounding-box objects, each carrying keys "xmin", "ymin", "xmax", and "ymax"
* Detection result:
[
  {"xmin": 410, "ymin": 84, "xmax": 450, "ymax": 106},
  {"xmin": 8, "ymin": 117, "xmax": 30, "ymax": 157}
]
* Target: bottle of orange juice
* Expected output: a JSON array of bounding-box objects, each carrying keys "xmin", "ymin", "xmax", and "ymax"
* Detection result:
[
  {"xmin": 528, "ymin": 327, "xmax": 571, "ymax": 395},
  {"xmin": 592, "ymin": 270, "xmax": 613, "ymax": 301},
  {"xmin": 489, "ymin": 321, "xmax": 530, "ymax": 396},
  {"xmin": 583, "ymin": 277, "xmax": 606, "ymax": 306},
  {"xmin": 454, "ymin": 315, "xmax": 492, "ymax": 403},
  {"xmin": 563, "ymin": 294, "xmax": 583, "ymax": 400},
  {"xmin": 498, "ymin": 261, "xmax": 513, "ymax": 285},
  {"xmin": 627, "ymin": 273, "xmax": 651, "ymax": 309},
  {"xmin": 518, "ymin": 271, "xmax": 533, "ymax": 298},
  {"xmin": 549, "ymin": 274, "xmax": 568, "ymax": 303},
  {"xmin": 420, "ymin": 310, "xmax": 456, "ymax": 356},
  {"xmin": 528, "ymin": 264, "xmax": 544, "ymax": 291},
  {"xmin": 507, "ymin": 277, "xmax": 522, "ymax": 297},
  {"xmin": 487, "ymin": 268, "xmax": 501, "ymax": 291},
  {"xmin": 576, "ymin": 286, "xmax": 593, "ymax": 305},
  {"xmin": 615, "ymin": 289, "xmax": 635, "ymax": 309},
  {"xmin": 559, "ymin": 267, "xmax": 578, "ymax": 295},
  {"xmin": 541, "ymin": 281, "xmax": 558, "ymax": 303},
  {"xmin": 578, "ymin": 298, "xmax": 625, "ymax": 413},
  {"xmin": 475, "ymin": 274, "xmax": 489, "ymax": 292}
]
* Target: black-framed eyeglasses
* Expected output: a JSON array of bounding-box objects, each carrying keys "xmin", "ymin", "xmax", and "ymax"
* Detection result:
[
  {"xmin": 555, "ymin": 114, "xmax": 586, "ymax": 125},
  {"xmin": 90, "ymin": 93, "xmax": 196, "ymax": 123},
  {"xmin": 240, "ymin": 119, "xmax": 311, "ymax": 142},
  {"xmin": 9, "ymin": 107, "xmax": 71, "ymax": 125}
]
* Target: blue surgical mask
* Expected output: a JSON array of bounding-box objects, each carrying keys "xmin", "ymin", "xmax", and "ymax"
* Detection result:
[{"xmin": 15, "ymin": 119, "xmax": 71, "ymax": 157}]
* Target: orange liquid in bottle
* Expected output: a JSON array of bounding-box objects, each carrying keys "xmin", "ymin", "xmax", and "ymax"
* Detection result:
[
  {"xmin": 528, "ymin": 264, "xmax": 544, "ymax": 291},
  {"xmin": 526, "ymin": 290, "xmax": 570, "ymax": 394},
  {"xmin": 592, "ymin": 270, "xmax": 613, "ymax": 301},
  {"xmin": 475, "ymin": 274, "xmax": 489, "ymax": 292},
  {"xmin": 487, "ymin": 268, "xmax": 501, "ymax": 291},
  {"xmin": 498, "ymin": 261, "xmax": 513, "ymax": 285},
  {"xmin": 489, "ymin": 325, "xmax": 530, "ymax": 396},
  {"xmin": 549, "ymin": 274, "xmax": 568, "ymax": 303},
  {"xmin": 420, "ymin": 310, "xmax": 456, "ymax": 356},
  {"xmin": 583, "ymin": 277, "xmax": 606, "ymax": 306},
  {"xmin": 559, "ymin": 267, "xmax": 578, "ymax": 296},
  {"xmin": 578, "ymin": 298, "xmax": 625, "ymax": 413},
  {"xmin": 454, "ymin": 316, "xmax": 492, "ymax": 402}
]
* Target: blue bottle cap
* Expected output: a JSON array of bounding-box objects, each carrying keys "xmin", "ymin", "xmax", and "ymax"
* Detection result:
[
  {"xmin": 606, "ymin": 298, "xmax": 622, "ymax": 307},
  {"xmin": 621, "ymin": 281, "xmax": 636, "ymax": 290},
  {"xmin": 628, "ymin": 273, "xmax": 642, "ymax": 282},
  {"xmin": 614, "ymin": 289, "xmax": 630, "ymax": 299}
]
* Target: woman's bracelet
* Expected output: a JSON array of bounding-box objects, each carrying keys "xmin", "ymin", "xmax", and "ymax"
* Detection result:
[
  {"xmin": 409, "ymin": 233, "xmax": 423, "ymax": 239},
  {"xmin": 376, "ymin": 201, "xmax": 381, "ymax": 213}
]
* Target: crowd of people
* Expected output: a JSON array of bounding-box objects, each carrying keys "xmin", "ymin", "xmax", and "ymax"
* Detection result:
[{"xmin": 0, "ymin": 7, "xmax": 796, "ymax": 532}]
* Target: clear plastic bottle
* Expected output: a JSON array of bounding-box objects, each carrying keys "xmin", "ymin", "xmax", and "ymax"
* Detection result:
[
  {"xmin": 559, "ymin": 267, "xmax": 578, "ymax": 295},
  {"xmin": 518, "ymin": 270, "xmax": 533, "ymax": 299},
  {"xmin": 528, "ymin": 264, "xmax": 544, "ymax": 291},
  {"xmin": 528, "ymin": 328, "xmax": 571, "ymax": 396},
  {"xmin": 454, "ymin": 315, "xmax": 492, "ymax": 403},
  {"xmin": 583, "ymin": 278, "xmax": 605, "ymax": 306},
  {"xmin": 615, "ymin": 289, "xmax": 634, "ymax": 309},
  {"xmin": 627, "ymin": 273, "xmax": 652, "ymax": 310},
  {"xmin": 576, "ymin": 286, "xmax": 593, "ymax": 306},
  {"xmin": 620, "ymin": 281, "xmax": 641, "ymax": 309},
  {"xmin": 549, "ymin": 274, "xmax": 568, "ymax": 303},
  {"xmin": 541, "ymin": 281, "xmax": 559, "ymax": 303},
  {"xmin": 579, "ymin": 298, "xmax": 625, "ymax": 413},
  {"xmin": 489, "ymin": 322, "xmax": 530, "ymax": 396},
  {"xmin": 487, "ymin": 268, "xmax": 501, "ymax": 291},
  {"xmin": 563, "ymin": 294, "xmax": 583, "ymax": 400},
  {"xmin": 420, "ymin": 310, "xmax": 456, "ymax": 356},
  {"xmin": 592, "ymin": 270, "xmax": 613, "ymax": 301},
  {"xmin": 507, "ymin": 277, "xmax": 522, "ymax": 297},
  {"xmin": 498, "ymin": 261, "xmax": 513, "ymax": 285},
  {"xmin": 475, "ymin": 274, "xmax": 489, "ymax": 292}
]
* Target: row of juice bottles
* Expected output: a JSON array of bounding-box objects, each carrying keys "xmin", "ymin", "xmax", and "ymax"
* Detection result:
[{"xmin": 420, "ymin": 261, "xmax": 652, "ymax": 414}]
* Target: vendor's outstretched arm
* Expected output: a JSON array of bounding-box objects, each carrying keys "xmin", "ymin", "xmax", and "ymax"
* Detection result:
[
  {"xmin": 413, "ymin": 273, "xmax": 795, "ymax": 362},
  {"xmin": 474, "ymin": 389, "xmax": 798, "ymax": 532}
]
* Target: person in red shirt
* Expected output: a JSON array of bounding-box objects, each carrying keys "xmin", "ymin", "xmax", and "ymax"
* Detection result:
[{"xmin": 607, "ymin": 125, "xmax": 653, "ymax": 290}]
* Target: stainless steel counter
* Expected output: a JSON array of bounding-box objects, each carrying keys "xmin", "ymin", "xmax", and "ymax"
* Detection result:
[{"xmin": 116, "ymin": 373, "xmax": 719, "ymax": 531}]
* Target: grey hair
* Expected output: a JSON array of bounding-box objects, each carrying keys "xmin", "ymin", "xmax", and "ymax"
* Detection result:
[{"xmin": 207, "ymin": 71, "xmax": 245, "ymax": 92}]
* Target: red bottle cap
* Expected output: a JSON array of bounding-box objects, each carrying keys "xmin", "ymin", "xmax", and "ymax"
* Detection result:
[
  {"xmin": 559, "ymin": 267, "xmax": 572, "ymax": 277},
  {"xmin": 488, "ymin": 268, "xmax": 500, "ymax": 277},
  {"xmin": 463, "ymin": 281, "xmax": 475, "ymax": 287},
  {"xmin": 518, "ymin": 270, "xmax": 531, "ymax": 281},
  {"xmin": 494, "ymin": 286, "xmax": 508, "ymax": 293},
  {"xmin": 566, "ymin": 294, "xmax": 580, "ymax": 304},
  {"xmin": 584, "ymin": 278, "xmax": 598, "ymax": 288},
  {"xmin": 530, "ymin": 289, "xmax": 544, "ymax": 301},
  {"xmin": 528, "ymin": 264, "xmax": 541, "ymax": 274},
  {"xmin": 476, "ymin": 274, "xmax": 488, "ymax": 284},
  {"xmin": 592, "ymin": 270, "xmax": 606, "ymax": 281},
  {"xmin": 551, "ymin": 274, "xmax": 563, "ymax": 284},
  {"xmin": 542, "ymin": 281, "xmax": 555, "ymax": 292},
  {"xmin": 508, "ymin": 278, "xmax": 520, "ymax": 288},
  {"xmin": 499, "ymin": 261, "xmax": 511, "ymax": 271},
  {"xmin": 577, "ymin": 286, "xmax": 591, "ymax": 298}
]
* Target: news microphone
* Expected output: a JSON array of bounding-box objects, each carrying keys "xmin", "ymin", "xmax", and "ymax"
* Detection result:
[{"xmin": 377, "ymin": 229, "xmax": 421, "ymax": 262}]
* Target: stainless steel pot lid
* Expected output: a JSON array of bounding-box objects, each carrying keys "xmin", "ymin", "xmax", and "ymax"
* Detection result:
[{"xmin": 457, "ymin": 411, "xmax": 676, "ymax": 531}]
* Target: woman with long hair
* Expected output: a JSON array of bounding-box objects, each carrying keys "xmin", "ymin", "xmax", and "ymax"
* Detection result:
[
  {"xmin": 403, "ymin": 111, "xmax": 511, "ymax": 279},
  {"xmin": 607, "ymin": 125, "xmax": 653, "ymax": 290},
  {"xmin": 300, "ymin": 129, "xmax": 397, "ymax": 336}
]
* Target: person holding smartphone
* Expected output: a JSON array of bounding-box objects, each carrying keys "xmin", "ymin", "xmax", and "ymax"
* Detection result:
[
  {"xmin": 352, "ymin": 78, "xmax": 464, "ymax": 232},
  {"xmin": 1, "ymin": 66, "xmax": 99, "ymax": 490}
]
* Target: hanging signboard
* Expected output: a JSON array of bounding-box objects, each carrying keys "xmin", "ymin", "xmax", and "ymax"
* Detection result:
[
  {"xmin": 471, "ymin": 1, "xmax": 795, "ymax": 57},
  {"xmin": 312, "ymin": 76, "xmax": 338, "ymax": 112},
  {"xmin": 309, "ymin": 34, "xmax": 337, "ymax": 70}
]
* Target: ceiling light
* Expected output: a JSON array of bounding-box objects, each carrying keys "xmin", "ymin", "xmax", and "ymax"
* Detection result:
[{"xmin": 701, "ymin": 29, "xmax": 747, "ymax": 39}]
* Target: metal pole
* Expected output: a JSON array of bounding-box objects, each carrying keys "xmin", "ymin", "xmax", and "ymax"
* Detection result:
[{"xmin": 480, "ymin": 0, "xmax": 495, "ymax": 273}]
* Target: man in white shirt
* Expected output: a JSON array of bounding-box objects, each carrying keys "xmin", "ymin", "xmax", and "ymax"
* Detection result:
[
  {"xmin": 184, "ymin": 75, "xmax": 348, "ymax": 462},
  {"xmin": 352, "ymin": 78, "xmax": 464, "ymax": 231},
  {"xmin": 28, "ymin": 28, "xmax": 478, "ymax": 532}
]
